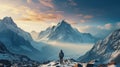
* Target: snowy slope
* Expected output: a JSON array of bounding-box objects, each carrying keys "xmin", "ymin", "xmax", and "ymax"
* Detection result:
[
  {"xmin": 0, "ymin": 41, "xmax": 31, "ymax": 62},
  {"xmin": 78, "ymin": 29, "xmax": 120, "ymax": 64},
  {"xmin": 39, "ymin": 61, "xmax": 120, "ymax": 67},
  {"xmin": 39, "ymin": 59, "xmax": 78, "ymax": 67},
  {"xmin": 38, "ymin": 20, "xmax": 97, "ymax": 43}
]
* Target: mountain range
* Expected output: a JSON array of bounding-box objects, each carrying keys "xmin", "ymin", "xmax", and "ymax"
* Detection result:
[
  {"xmin": 0, "ymin": 17, "xmax": 55, "ymax": 62},
  {"xmin": 38, "ymin": 20, "xmax": 97, "ymax": 43},
  {"xmin": 0, "ymin": 16, "xmax": 119, "ymax": 65}
]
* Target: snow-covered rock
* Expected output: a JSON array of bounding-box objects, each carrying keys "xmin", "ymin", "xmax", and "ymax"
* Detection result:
[
  {"xmin": 38, "ymin": 20, "xmax": 97, "ymax": 43},
  {"xmin": 78, "ymin": 29, "xmax": 120, "ymax": 64},
  {"xmin": 39, "ymin": 59, "xmax": 97, "ymax": 67},
  {"xmin": 39, "ymin": 59, "xmax": 78, "ymax": 67}
]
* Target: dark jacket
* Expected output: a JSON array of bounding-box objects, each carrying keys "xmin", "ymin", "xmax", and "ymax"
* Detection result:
[{"xmin": 59, "ymin": 50, "xmax": 64, "ymax": 59}]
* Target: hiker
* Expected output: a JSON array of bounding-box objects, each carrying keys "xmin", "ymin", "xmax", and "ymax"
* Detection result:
[{"xmin": 59, "ymin": 50, "xmax": 64, "ymax": 64}]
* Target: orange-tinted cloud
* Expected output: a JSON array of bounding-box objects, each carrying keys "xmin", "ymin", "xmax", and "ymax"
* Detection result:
[
  {"xmin": 97, "ymin": 23, "xmax": 112, "ymax": 30},
  {"xmin": 0, "ymin": 2, "xmax": 63, "ymax": 22},
  {"xmin": 27, "ymin": 0, "xmax": 32, "ymax": 4},
  {"xmin": 76, "ymin": 25, "xmax": 92, "ymax": 32},
  {"xmin": 76, "ymin": 14, "xmax": 83, "ymax": 17},
  {"xmin": 40, "ymin": 0, "xmax": 54, "ymax": 8},
  {"xmin": 17, "ymin": 6, "xmax": 63, "ymax": 22},
  {"xmin": 65, "ymin": 20, "xmax": 77, "ymax": 25},
  {"xmin": 80, "ymin": 19, "xmax": 86, "ymax": 23},
  {"xmin": 84, "ymin": 15, "xmax": 93, "ymax": 19}
]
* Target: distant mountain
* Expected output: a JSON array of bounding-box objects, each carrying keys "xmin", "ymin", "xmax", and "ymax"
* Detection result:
[
  {"xmin": 0, "ymin": 17, "xmax": 47, "ymax": 62},
  {"xmin": 38, "ymin": 20, "xmax": 97, "ymax": 43},
  {"xmin": 78, "ymin": 29, "xmax": 120, "ymax": 63},
  {"xmin": 30, "ymin": 31, "xmax": 39, "ymax": 40}
]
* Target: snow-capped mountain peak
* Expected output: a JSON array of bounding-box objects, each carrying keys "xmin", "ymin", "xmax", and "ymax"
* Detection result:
[
  {"xmin": 38, "ymin": 20, "xmax": 97, "ymax": 43},
  {"xmin": 56, "ymin": 20, "xmax": 73, "ymax": 30},
  {"xmin": 57, "ymin": 20, "xmax": 71, "ymax": 27},
  {"xmin": 0, "ymin": 17, "xmax": 46, "ymax": 62},
  {"xmin": 1, "ymin": 17, "xmax": 17, "ymax": 26}
]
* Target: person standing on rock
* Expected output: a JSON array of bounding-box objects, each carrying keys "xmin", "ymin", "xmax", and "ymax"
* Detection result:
[{"xmin": 59, "ymin": 50, "xmax": 64, "ymax": 64}]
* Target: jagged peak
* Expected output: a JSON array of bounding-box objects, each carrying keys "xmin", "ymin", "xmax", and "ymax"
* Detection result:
[
  {"xmin": 59, "ymin": 20, "xmax": 69, "ymax": 25},
  {"xmin": 56, "ymin": 20, "xmax": 71, "ymax": 28},
  {"xmin": 1, "ymin": 16, "xmax": 17, "ymax": 26},
  {"xmin": 2, "ymin": 17, "xmax": 13, "ymax": 22}
]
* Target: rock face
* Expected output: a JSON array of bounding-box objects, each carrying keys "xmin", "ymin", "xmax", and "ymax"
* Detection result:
[
  {"xmin": 78, "ymin": 29, "xmax": 120, "ymax": 63},
  {"xmin": 38, "ymin": 20, "xmax": 97, "ymax": 43}
]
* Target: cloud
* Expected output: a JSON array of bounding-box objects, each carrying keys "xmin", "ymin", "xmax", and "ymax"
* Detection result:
[
  {"xmin": 76, "ymin": 14, "xmax": 93, "ymax": 23},
  {"xmin": 17, "ymin": 6, "xmax": 63, "ymax": 22},
  {"xmin": 116, "ymin": 22, "xmax": 120, "ymax": 29},
  {"xmin": 84, "ymin": 15, "xmax": 93, "ymax": 19},
  {"xmin": 39, "ymin": 0, "xmax": 54, "ymax": 8},
  {"xmin": 74, "ymin": 22, "xmax": 119, "ymax": 38},
  {"xmin": 0, "ymin": 3, "xmax": 63, "ymax": 22},
  {"xmin": 27, "ymin": 0, "xmax": 32, "ymax": 4},
  {"xmin": 68, "ymin": 0, "xmax": 77, "ymax": 6},
  {"xmin": 80, "ymin": 19, "xmax": 86, "ymax": 23},
  {"xmin": 44, "ymin": 10, "xmax": 64, "ymax": 14},
  {"xmin": 76, "ymin": 14, "xmax": 83, "ymax": 17},
  {"xmin": 97, "ymin": 23, "xmax": 112, "ymax": 30},
  {"xmin": 76, "ymin": 25, "xmax": 92, "ymax": 33},
  {"xmin": 0, "ymin": 4, "xmax": 23, "ymax": 19},
  {"xmin": 117, "ymin": 22, "xmax": 120, "ymax": 26},
  {"xmin": 77, "ymin": 14, "xmax": 93, "ymax": 19},
  {"xmin": 65, "ymin": 20, "xmax": 77, "ymax": 25},
  {"xmin": 105, "ymin": 23, "xmax": 112, "ymax": 30}
]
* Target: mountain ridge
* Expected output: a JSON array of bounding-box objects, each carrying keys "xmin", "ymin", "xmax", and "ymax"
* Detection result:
[
  {"xmin": 77, "ymin": 28, "xmax": 120, "ymax": 63},
  {"xmin": 38, "ymin": 20, "xmax": 97, "ymax": 43},
  {"xmin": 0, "ymin": 17, "xmax": 65, "ymax": 62}
]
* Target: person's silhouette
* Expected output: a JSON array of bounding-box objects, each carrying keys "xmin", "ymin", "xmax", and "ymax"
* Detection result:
[{"xmin": 59, "ymin": 50, "xmax": 64, "ymax": 64}]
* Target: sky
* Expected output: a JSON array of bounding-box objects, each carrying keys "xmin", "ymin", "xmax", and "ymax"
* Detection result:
[{"xmin": 0, "ymin": 0, "xmax": 120, "ymax": 38}]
